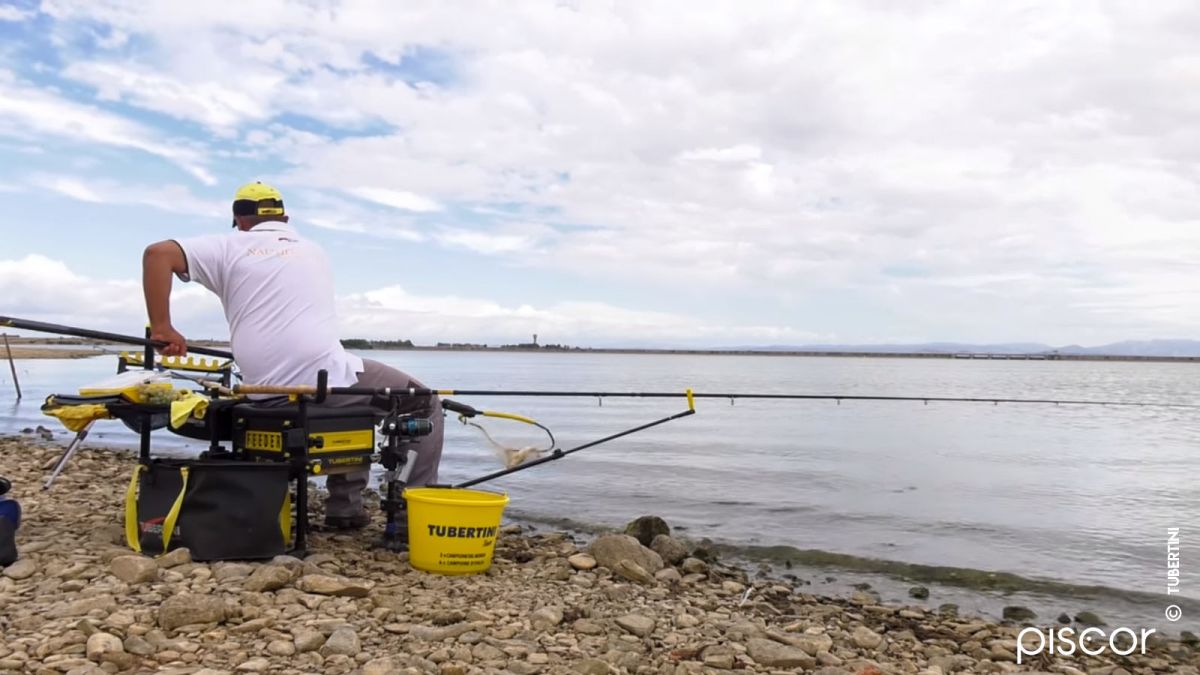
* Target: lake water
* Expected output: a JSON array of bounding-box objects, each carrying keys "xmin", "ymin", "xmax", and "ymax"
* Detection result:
[{"xmin": 3, "ymin": 351, "xmax": 1198, "ymax": 632}]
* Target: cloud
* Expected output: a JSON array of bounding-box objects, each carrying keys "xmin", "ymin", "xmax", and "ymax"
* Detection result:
[
  {"xmin": 27, "ymin": 174, "xmax": 226, "ymax": 216},
  {"xmin": 347, "ymin": 187, "xmax": 441, "ymax": 213},
  {"xmin": 679, "ymin": 144, "xmax": 762, "ymax": 163},
  {"xmin": 337, "ymin": 285, "xmax": 821, "ymax": 346},
  {"xmin": 0, "ymin": 71, "xmax": 215, "ymax": 184},
  {"xmin": 0, "ymin": 254, "xmax": 222, "ymax": 336},
  {"xmin": 434, "ymin": 223, "xmax": 555, "ymax": 256},
  {"xmin": 6, "ymin": 2, "xmax": 1200, "ymax": 344},
  {"xmin": 1, "ymin": 256, "xmax": 820, "ymax": 348},
  {"xmin": 62, "ymin": 61, "xmax": 274, "ymax": 131},
  {"xmin": 0, "ymin": 6, "xmax": 34, "ymax": 22}
]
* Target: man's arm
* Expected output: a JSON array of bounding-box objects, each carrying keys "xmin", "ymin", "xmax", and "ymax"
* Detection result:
[{"xmin": 142, "ymin": 240, "xmax": 188, "ymax": 356}]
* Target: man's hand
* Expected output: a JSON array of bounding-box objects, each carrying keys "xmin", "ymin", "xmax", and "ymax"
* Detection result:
[{"xmin": 151, "ymin": 325, "xmax": 187, "ymax": 356}]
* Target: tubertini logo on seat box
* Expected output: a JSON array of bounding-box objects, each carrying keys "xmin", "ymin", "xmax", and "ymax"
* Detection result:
[{"xmin": 426, "ymin": 525, "xmax": 498, "ymax": 539}]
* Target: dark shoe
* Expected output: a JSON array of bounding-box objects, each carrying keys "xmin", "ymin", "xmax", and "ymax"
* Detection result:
[{"xmin": 324, "ymin": 511, "xmax": 370, "ymax": 530}]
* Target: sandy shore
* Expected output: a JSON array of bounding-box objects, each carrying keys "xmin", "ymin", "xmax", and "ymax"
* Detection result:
[
  {"xmin": 1, "ymin": 347, "xmax": 106, "ymax": 359},
  {"xmin": 0, "ymin": 436, "xmax": 1196, "ymax": 675}
]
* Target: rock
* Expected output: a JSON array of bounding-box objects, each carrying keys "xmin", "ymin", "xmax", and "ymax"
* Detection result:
[
  {"xmin": 613, "ymin": 559, "xmax": 656, "ymax": 585},
  {"xmin": 295, "ymin": 573, "xmax": 372, "ymax": 597},
  {"xmin": 655, "ymin": 567, "xmax": 682, "ymax": 584},
  {"xmin": 624, "ymin": 515, "xmax": 670, "ymax": 546},
  {"xmin": 292, "ymin": 627, "xmax": 325, "ymax": 653},
  {"xmin": 266, "ymin": 639, "xmax": 295, "ymax": 656},
  {"xmin": 2, "ymin": 558, "xmax": 36, "ymax": 580},
  {"xmin": 679, "ymin": 557, "xmax": 708, "ymax": 575},
  {"xmin": 85, "ymin": 632, "xmax": 124, "ymax": 662},
  {"xmin": 155, "ymin": 547, "xmax": 192, "ymax": 568},
  {"xmin": 852, "ymin": 626, "xmax": 883, "ymax": 649},
  {"xmin": 938, "ymin": 603, "xmax": 959, "ymax": 616},
  {"xmin": 726, "ymin": 620, "xmax": 764, "ymax": 641},
  {"xmin": 746, "ymin": 638, "xmax": 816, "ymax": 668},
  {"xmin": 271, "ymin": 554, "xmax": 305, "ymax": 570},
  {"xmin": 228, "ymin": 617, "xmax": 274, "ymax": 634},
  {"xmin": 158, "ymin": 593, "xmax": 227, "ymax": 630},
  {"xmin": 573, "ymin": 618, "xmax": 605, "ymax": 635},
  {"xmin": 472, "ymin": 642, "xmax": 505, "ymax": 660},
  {"xmin": 567, "ymin": 553, "xmax": 596, "ymax": 570},
  {"xmin": 1074, "ymin": 611, "xmax": 1105, "ymax": 626},
  {"xmin": 213, "ymin": 562, "xmax": 254, "ymax": 581},
  {"xmin": 1181, "ymin": 631, "xmax": 1199, "ymax": 646},
  {"xmin": 49, "ymin": 594, "xmax": 117, "ymax": 619},
  {"xmin": 851, "ymin": 590, "xmax": 879, "ymax": 605},
  {"xmin": 614, "ymin": 613, "xmax": 655, "ymax": 637},
  {"xmin": 1057, "ymin": 612, "xmax": 1072, "ymax": 624},
  {"xmin": 363, "ymin": 656, "xmax": 405, "ymax": 675},
  {"xmin": 574, "ymin": 658, "xmax": 613, "ymax": 674},
  {"xmin": 908, "ymin": 585, "xmax": 930, "ymax": 599},
  {"xmin": 109, "ymin": 555, "xmax": 159, "ymax": 584},
  {"xmin": 123, "ymin": 635, "xmax": 154, "ymax": 656},
  {"xmin": 1002, "ymin": 606, "xmax": 1037, "ymax": 622},
  {"xmin": 704, "ymin": 653, "xmax": 736, "ymax": 669},
  {"xmin": 320, "ymin": 626, "xmax": 361, "ymax": 656},
  {"xmin": 236, "ymin": 657, "xmax": 271, "ymax": 672},
  {"xmin": 410, "ymin": 622, "xmax": 474, "ymax": 641},
  {"xmin": 588, "ymin": 533, "xmax": 664, "ymax": 574},
  {"xmin": 650, "ymin": 534, "xmax": 689, "ymax": 565},
  {"xmin": 531, "ymin": 606, "xmax": 563, "ymax": 630},
  {"xmin": 788, "ymin": 632, "xmax": 833, "ymax": 656},
  {"xmin": 243, "ymin": 565, "xmax": 294, "ymax": 592}
]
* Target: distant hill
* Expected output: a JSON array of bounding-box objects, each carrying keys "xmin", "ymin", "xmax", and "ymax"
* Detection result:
[
  {"xmin": 724, "ymin": 339, "xmax": 1200, "ymax": 358},
  {"xmin": 1056, "ymin": 340, "xmax": 1200, "ymax": 358}
]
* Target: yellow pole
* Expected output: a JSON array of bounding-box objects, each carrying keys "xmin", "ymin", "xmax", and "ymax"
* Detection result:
[{"xmin": 3, "ymin": 333, "xmax": 19, "ymax": 399}]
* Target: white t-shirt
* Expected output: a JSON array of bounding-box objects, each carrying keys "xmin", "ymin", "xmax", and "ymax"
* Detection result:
[{"xmin": 173, "ymin": 223, "xmax": 363, "ymax": 388}]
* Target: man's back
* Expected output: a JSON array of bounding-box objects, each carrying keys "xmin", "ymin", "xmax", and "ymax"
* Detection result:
[{"xmin": 174, "ymin": 222, "xmax": 363, "ymax": 387}]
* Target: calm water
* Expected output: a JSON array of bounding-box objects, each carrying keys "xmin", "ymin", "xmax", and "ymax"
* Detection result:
[{"xmin": 3, "ymin": 351, "xmax": 1198, "ymax": 628}]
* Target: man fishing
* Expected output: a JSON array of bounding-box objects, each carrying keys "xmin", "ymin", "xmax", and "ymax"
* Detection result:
[{"xmin": 141, "ymin": 180, "xmax": 444, "ymax": 530}]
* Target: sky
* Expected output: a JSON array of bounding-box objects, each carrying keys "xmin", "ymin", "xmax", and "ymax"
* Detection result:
[{"xmin": 1, "ymin": 0, "xmax": 1199, "ymax": 349}]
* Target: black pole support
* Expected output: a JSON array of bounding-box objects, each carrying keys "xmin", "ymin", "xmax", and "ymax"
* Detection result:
[{"xmin": 454, "ymin": 407, "xmax": 697, "ymax": 489}]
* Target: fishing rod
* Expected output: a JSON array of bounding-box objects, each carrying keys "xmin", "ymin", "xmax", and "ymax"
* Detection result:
[
  {"xmin": 234, "ymin": 382, "xmax": 1200, "ymax": 410},
  {"xmin": 0, "ymin": 316, "xmax": 234, "ymax": 360},
  {"xmin": 8, "ymin": 315, "xmax": 1196, "ymax": 409}
]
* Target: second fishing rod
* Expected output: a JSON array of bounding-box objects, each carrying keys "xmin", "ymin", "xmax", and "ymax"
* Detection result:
[{"xmin": 235, "ymin": 380, "xmax": 1200, "ymax": 410}]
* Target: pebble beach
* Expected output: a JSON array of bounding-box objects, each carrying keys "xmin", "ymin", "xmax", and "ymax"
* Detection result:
[{"xmin": 0, "ymin": 437, "xmax": 1197, "ymax": 675}]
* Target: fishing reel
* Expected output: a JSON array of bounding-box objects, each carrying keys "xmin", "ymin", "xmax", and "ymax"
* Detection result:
[{"xmin": 380, "ymin": 414, "xmax": 434, "ymax": 440}]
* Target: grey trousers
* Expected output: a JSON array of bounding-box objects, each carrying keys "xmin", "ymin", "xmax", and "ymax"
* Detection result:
[{"xmin": 322, "ymin": 359, "xmax": 444, "ymax": 518}]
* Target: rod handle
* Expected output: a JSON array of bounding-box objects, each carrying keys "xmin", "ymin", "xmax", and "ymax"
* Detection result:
[{"xmin": 234, "ymin": 384, "xmax": 320, "ymax": 395}]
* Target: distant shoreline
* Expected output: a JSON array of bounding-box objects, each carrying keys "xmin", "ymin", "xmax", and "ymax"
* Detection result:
[
  {"xmin": 6, "ymin": 336, "xmax": 1200, "ymax": 363},
  {"xmin": 397, "ymin": 346, "xmax": 1200, "ymax": 363}
]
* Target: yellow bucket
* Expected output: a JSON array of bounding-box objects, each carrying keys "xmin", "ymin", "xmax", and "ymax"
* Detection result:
[{"xmin": 404, "ymin": 487, "xmax": 510, "ymax": 575}]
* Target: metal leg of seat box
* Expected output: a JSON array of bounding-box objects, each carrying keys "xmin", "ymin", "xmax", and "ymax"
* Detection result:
[{"xmin": 42, "ymin": 420, "xmax": 95, "ymax": 490}]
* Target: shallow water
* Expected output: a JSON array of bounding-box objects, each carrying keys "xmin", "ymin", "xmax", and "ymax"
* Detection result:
[{"xmin": 3, "ymin": 351, "xmax": 1198, "ymax": 631}]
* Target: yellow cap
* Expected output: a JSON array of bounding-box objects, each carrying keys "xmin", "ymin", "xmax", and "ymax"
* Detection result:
[{"xmin": 232, "ymin": 181, "xmax": 285, "ymax": 216}]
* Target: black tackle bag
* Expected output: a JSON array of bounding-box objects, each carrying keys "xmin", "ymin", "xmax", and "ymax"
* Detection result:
[{"xmin": 124, "ymin": 459, "xmax": 292, "ymax": 561}]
